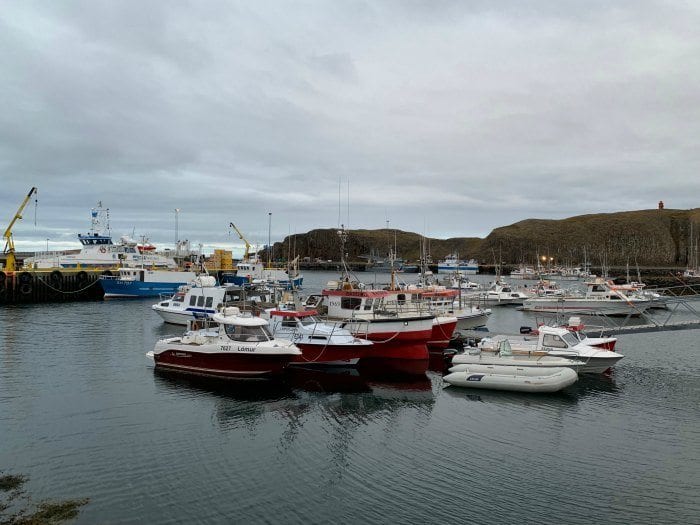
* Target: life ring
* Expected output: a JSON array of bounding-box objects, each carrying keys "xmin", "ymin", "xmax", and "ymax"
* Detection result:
[
  {"xmin": 99, "ymin": 246, "xmax": 107, "ymax": 253},
  {"xmin": 20, "ymin": 283, "xmax": 32, "ymax": 294}
]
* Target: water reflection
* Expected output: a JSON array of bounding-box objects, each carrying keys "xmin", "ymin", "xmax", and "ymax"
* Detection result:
[{"xmin": 151, "ymin": 361, "xmax": 435, "ymax": 433}]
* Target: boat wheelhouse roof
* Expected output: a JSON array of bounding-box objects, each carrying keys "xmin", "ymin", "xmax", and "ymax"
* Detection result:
[
  {"xmin": 211, "ymin": 312, "xmax": 269, "ymax": 326},
  {"xmin": 78, "ymin": 233, "xmax": 113, "ymax": 245},
  {"xmin": 269, "ymin": 309, "xmax": 319, "ymax": 318},
  {"xmin": 322, "ymin": 289, "xmax": 389, "ymax": 298}
]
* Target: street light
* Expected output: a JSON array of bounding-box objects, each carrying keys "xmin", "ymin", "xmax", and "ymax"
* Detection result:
[
  {"xmin": 174, "ymin": 208, "xmax": 180, "ymax": 247},
  {"xmin": 46, "ymin": 238, "xmax": 49, "ymax": 252},
  {"xmin": 268, "ymin": 212, "xmax": 272, "ymax": 266}
]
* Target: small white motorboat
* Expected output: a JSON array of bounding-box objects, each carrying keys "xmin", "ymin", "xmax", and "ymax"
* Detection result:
[{"xmin": 443, "ymin": 364, "xmax": 578, "ymax": 393}]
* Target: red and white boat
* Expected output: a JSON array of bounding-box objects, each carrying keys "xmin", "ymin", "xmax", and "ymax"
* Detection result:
[
  {"xmin": 147, "ymin": 307, "xmax": 301, "ymax": 379},
  {"xmin": 383, "ymin": 287, "xmax": 458, "ymax": 352},
  {"xmin": 264, "ymin": 308, "xmax": 373, "ymax": 366},
  {"xmin": 305, "ymin": 281, "xmax": 434, "ymax": 360}
]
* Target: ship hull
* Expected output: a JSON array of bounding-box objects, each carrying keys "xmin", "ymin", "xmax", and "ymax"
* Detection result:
[
  {"xmin": 101, "ymin": 278, "xmax": 191, "ymax": 298},
  {"xmin": 340, "ymin": 317, "xmax": 433, "ymax": 360},
  {"xmin": 152, "ymin": 349, "xmax": 294, "ymax": 379},
  {"xmin": 290, "ymin": 342, "xmax": 366, "ymax": 367}
]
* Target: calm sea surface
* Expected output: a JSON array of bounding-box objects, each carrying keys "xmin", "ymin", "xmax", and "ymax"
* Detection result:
[{"xmin": 1, "ymin": 271, "xmax": 699, "ymax": 524}]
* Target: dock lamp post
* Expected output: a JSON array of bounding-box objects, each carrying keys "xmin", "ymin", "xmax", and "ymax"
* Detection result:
[
  {"xmin": 268, "ymin": 212, "xmax": 272, "ymax": 266},
  {"xmin": 174, "ymin": 208, "xmax": 180, "ymax": 247},
  {"xmin": 45, "ymin": 238, "xmax": 49, "ymax": 252}
]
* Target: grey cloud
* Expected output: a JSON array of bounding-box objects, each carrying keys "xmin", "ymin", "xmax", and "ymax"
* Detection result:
[{"xmin": 2, "ymin": 1, "xmax": 699, "ymax": 254}]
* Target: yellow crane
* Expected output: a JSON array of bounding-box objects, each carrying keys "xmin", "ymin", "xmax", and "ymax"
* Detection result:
[
  {"xmin": 229, "ymin": 222, "xmax": 252, "ymax": 261},
  {"xmin": 3, "ymin": 187, "xmax": 38, "ymax": 272}
]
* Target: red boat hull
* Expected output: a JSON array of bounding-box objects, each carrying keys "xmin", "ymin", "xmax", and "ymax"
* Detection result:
[
  {"xmin": 354, "ymin": 328, "xmax": 431, "ymax": 360},
  {"xmin": 154, "ymin": 350, "xmax": 293, "ymax": 379},
  {"xmin": 427, "ymin": 319, "xmax": 458, "ymax": 352},
  {"xmin": 291, "ymin": 343, "xmax": 367, "ymax": 366}
]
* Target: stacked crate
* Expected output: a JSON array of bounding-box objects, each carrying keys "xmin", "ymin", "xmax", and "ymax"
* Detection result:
[{"xmin": 208, "ymin": 249, "xmax": 233, "ymax": 270}]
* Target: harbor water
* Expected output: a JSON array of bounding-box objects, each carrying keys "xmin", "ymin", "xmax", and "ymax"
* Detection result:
[{"xmin": 1, "ymin": 272, "xmax": 699, "ymax": 524}]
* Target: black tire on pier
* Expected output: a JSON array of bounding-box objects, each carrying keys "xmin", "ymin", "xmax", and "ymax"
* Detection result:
[
  {"xmin": 50, "ymin": 270, "xmax": 63, "ymax": 285},
  {"xmin": 19, "ymin": 272, "xmax": 32, "ymax": 284},
  {"xmin": 76, "ymin": 271, "xmax": 88, "ymax": 283},
  {"xmin": 20, "ymin": 283, "xmax": 32, "ymax": 294},
  {"xmin": 0, "ymin": 271, "xmax": 6, "ymax": 284},
  {"xmin": 101, "ymin": 270, "xmax": 113, "ymax": 277}
]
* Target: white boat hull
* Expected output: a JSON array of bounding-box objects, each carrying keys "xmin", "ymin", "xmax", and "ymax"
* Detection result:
[
  {"xmin": 443, "ymin": 365, "xmax": 578, "ymax": 393},
  {"xmin": 522, "ymin": 298, "xmax": 651, "ymax": 316},
  {"xmin": 450, "ymin": 354, "xmax": 586, "ymax": 372}
]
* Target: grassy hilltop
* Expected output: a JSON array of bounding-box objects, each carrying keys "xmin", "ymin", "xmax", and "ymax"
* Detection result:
[{"xmin": 273, "ymin": 208, "xmax": 700, "ymax": 267}]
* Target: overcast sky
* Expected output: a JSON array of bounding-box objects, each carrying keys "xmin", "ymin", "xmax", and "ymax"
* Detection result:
[{"xmin": 2, "ymin": 1, "xmax": 699, "ymax": 255}]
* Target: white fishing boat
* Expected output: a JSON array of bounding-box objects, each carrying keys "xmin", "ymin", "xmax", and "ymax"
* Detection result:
[
  {"xmin": 509, "ymin": 266, "xmax": 537, "ymax": 280},
  {"xmin": 475, "ymin": 325, "xmax": 624, "ymax": 374},
  {"xmin": 522, "ymin": 278, "xmax": 652, "ymax": 316},
  {"xmin": 227, "ymin": 258, "xmax": 303, "ymax": 289},
  {"xmin": 466, "ymin": 280, "xmax": 531, "ymax": 306},
  {"xmin": 437, "ymin": 254, "xmax": 479, "ymax": 274},
  {"xmin": 149, "ymin": 307, "xmax": 301, "ymax": 379},
  {"xmin": 24, "ymin": 202, "xmax": 180, "ymax": 270},
  {"xmin": 264, "ymin": 307, "xmax": 373, "ymax": 366},
  {"xmin": 443, "ymin": 364, "xmax": 578, "ymax": 393},
  {"xmin": 151, "ymin": 278, "xmax": 280, "ymax": 324},
  {"xmin": 450, "ymin": 339, "xmax": 587, "ymax": 372}
]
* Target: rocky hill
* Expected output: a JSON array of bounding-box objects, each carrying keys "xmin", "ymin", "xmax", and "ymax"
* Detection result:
[{"xmin": 271, "ymin": 208, "xmax": 700, "ymax": 267}]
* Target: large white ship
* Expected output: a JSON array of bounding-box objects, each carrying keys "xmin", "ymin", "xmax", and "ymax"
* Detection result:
[{"xmin": 23, "ymin": 203, "xmax": 178, "ymax": 270}]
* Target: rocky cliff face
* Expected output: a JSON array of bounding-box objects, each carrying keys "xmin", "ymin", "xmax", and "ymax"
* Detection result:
[
  {"xmin": 272, "ymin": 208, "xmax": 700, "ymax": 266},
  {"xmin": 478, "ymin": 209, "xmax": 700, "ymax": 266}
]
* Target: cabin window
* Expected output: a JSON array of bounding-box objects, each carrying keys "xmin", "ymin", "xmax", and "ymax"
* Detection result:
[
  {"xmin": 592, "ymin": 285, "xmax": 604, "ymax": 292},
  {"xmin": 205, "ymin": 297, "xmax": 213, "ymax": 308},
  {"xmin": 363, "ymin": 299, "xmax": 374, "ymax": 311},
  {"xmin": 173, "ymin": 295, "xmax": 184, "ymax": 303},
  {"xmin": 197, "ymin": 296, "xmax": 205, "ymax": 307},
  {"xmin": 397, "ymin": 294, "xmax": 406, "ymax": 305},
  {"xmin": 542, "ymin": 334, "xmax": 568, "ymax": 348},
  {"xmin": 281, "ymin": 317, "xmax": 297, "ymax": 328},
  {"xmin": 189, "ymin": 296, "xmax": 197, "ymax": 306},
  {"xmin": 341, "ymin": 297, "xmax": 362, "ymax": 310},
  {"xmin": 310, "ymin": 336, "xmax": 327, "ymax": 340},
  {"xmin": 225, "ymin": 324, "xmax": 271, "ymax": 342}
]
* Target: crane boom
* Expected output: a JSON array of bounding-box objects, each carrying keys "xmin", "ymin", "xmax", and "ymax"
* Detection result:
[
  {"xmin": 3, "ymin": 187, "xmax": 38, "ymax": 272},
  {"xmin": 229, "ymin": 222, "xmax": 252, "ymax": 261}
]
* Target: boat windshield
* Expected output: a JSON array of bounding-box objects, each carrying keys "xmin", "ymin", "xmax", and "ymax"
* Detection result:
[
  {"xmin": 561, "ymin": 332, "xmax": 579, "ymax": 347},
  {"xmin": 225, "ymin": 324, "xmax": 272, "ymax": 342}
]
